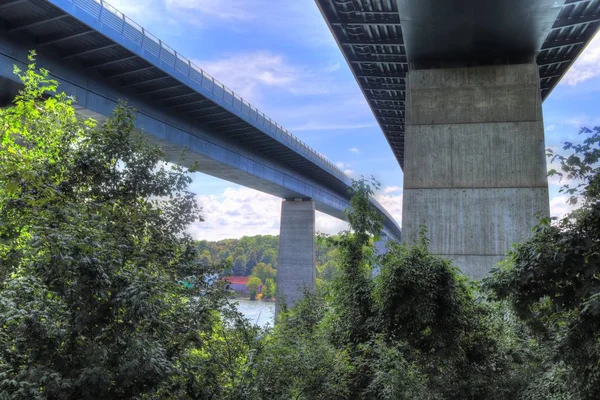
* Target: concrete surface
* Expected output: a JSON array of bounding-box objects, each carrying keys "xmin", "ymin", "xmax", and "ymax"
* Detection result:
[
  {"xmin": 402, "ymin": 63, "xmax": 549, "ymax": 278},
  {"xmin": 276, "ymin": 199, "xmax": 316, "ymax": 315}
]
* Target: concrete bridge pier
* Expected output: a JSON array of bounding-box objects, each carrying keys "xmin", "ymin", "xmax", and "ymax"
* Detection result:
[
  {"xmin": 402, "ymin": 63, "xmax": 549, "ymax": 279},
  {"xmin": 276, "ymin": 198, "xmax": 316, "ymax": 315}
]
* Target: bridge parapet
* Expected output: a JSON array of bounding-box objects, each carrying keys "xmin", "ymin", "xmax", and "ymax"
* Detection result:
[{"xmin": 45, "ymin": 0, "xmax": 350, "ymax": 187}]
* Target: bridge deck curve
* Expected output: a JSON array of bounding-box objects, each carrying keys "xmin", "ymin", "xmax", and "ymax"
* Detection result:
[{"xmin": 0, "ymin": 0, "xmax": 402, "ymax": 240}]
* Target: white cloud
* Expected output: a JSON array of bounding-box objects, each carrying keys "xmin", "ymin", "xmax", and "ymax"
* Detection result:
[
  {"xmin": 375, "ymin": 192, "xmax": 403, "ymax": 227},
  {"xmin": 104, "ymin": 0, "xmax": 180, "ymax": 33},
  {"xmin": 188, "ymin": 186, "xmax": 350, "ymax": 240},
  {"xmin": 316, "ymin": 214, "xmax": 349, "ymax": 235},
  {"xmin": 561, "ymin": 30, "xmax": 600, "ymax": 86},
  {"xmin": 189, "ymin": 187, "xmax": 280, "ymax": 241},
  {"xmin": 334, "ymin": 162, "xmax": 354, "ymax": 177},
  {"xmin": 349, "ymin": 147, "xmax": 360, "ymax": 154},
  {"xmin": 545, "ymin": 124, "xmax": 555, "ymax": 132},
  {"xmin": 195, "ymin": 50, "xmax": 344, "ymax": 105},
  {"xmin": 165, "ymin": 0, "xmax": 255, "ymax": 22},
  {"xmin": 273, "ymin": 94, "xmax": 376, "ymax": 135},
  {"xmin": 103, "ymin": 0, "xmax": 330, "ymax": 48},
  {"xmin": 550, "ymin": 195, "xmax": 579, "ymax": 219},
  {"xmin": 333, "ymin": 162, "xmax": 354, "ymax": 176},
  {"xmin": 195, "ymin": 51, "xmax": 299, "ymax": 101},
  {"xmin": 566, "ymin": 116, "xmax": 588, "ymax": 128},
  {"xmin": 383, "ymin": 186, "xmax": 402, "ymax": 194}
]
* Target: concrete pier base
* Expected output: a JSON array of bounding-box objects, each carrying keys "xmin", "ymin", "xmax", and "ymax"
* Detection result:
[
  {"xmin": 276, "ymin": 199, "xmax": 316, "ymax": 314},
  {"xmin": 402, "ymin": 63, "xmax": 549, "ymax": 279}
]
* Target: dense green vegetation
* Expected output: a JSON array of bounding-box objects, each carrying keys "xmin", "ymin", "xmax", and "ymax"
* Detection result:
[
  {"xmin": 197, "ymin": 233, "xmax": 338, "ymax": 300},
  {"xmin": 196, "ymin": 234, "xmax": 338, "ymax": 279},
  {"xmin": 197, "ymin": 235, "xmax": 279, "ymax": 275},
  {"xmin": 1, "ymin": 58, "xmax": 599, "ymax": 399},
  {"xmin": 484, "ymin": 124, "xmax": 600, "ymax": 400},
  {"xmin": 0, "ymin": 56, "xmax": 258, "ymax": 399}
]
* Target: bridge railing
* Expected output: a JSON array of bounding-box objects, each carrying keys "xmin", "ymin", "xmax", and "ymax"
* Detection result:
[{"xmin": 68, "ymin": 0, "xmax": 350, "ymax": 184}]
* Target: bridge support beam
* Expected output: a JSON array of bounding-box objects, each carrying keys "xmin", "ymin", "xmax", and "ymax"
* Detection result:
[
  {"xmin": 276, "ymin": 199, "xmax": 316, "ymax": 315},
  {"xmin": 402, "ymin": 63, "xmax": 549, "ymax": 279}
]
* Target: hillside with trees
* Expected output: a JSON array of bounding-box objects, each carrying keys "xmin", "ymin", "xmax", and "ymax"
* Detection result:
[{"xmin": 197, "ymin": 234, "xmax": 340, "ymax": 288}]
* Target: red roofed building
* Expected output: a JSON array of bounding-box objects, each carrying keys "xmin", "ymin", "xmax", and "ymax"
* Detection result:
[{"xmin": 223, "ymin": 276, "xmax": 250, "ymax": 293}]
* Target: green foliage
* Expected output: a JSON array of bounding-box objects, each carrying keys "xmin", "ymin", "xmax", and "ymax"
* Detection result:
[
  {"xmin": 316, "ymin": 235, "xmax": 340, "ymax": 289},
  {"xmin": 547, "ymin": 125, "xmax": 600, "ymax": 204},
  {"xmin": 263, "ymin": 278, "xmax": 276, "ymax": 301},
  {"xmin": 486, "ymin": 125, "xmax": 600, "ymax": 400},
  {"xmin": 198, "ymin": 249, "xmax": 212, "ymax": 265},
  {"xmin": 0, "ymin": 57, "xmax": 254, "ymax": 400},
  {"xmin": 254, "ymin": 177, "xmax": 547, "ymax": 399},
  {"xmin": 197, "ymin": 235, "xmax": 337, "ymax": 281},
  {"xmin": 329, "ymin": 177, "xmax": 382, "ymax": 345},
  {"xmin": 2, "ymin": 58, "xmax": 598, "ymax": 400},
  {"xmin": 251, "ymin": 262, "xmax": 276, "ymax": 284},
  {"xmin": 372, "ymin": 234, "xmax": 529, "ymax": 399},
  {"xmin": 247, "ymin": 276, "xmax": 262, "ymax": 301},
  {"xmin": 247, "ymin": 290, "xmax": 354, "ymax": 400},
  {"xmin": 376, "ymin": 230, "xmax": 473, "ymax": 353},
  {"xmin": 233, "ymin": 255, "xmax": 248, "ymax": 276},
  {"xmin": 197, "ymin": 235, "xmax": 279, "ymax": 275},
  {"xmin": 359, "ymin": 337, "xmax": 428, "ymax": 400}
]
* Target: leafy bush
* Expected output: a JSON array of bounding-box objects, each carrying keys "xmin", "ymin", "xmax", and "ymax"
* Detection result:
[{"xmin": 0, "ymin": 55, "xmax": 255, "ymax": 400}]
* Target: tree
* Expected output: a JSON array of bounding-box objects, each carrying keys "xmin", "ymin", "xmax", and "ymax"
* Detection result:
[
  {"xmin": 224, "ymin": 254, "xmax": 234, "ymax": 272},
  {"xmin": 261, "ymin": 248, "xmax": 277, "ymax": 267},
  {"xmin": 247, "ymin": 276, "xmax": 262, "ymax": 301},
  {"xmin": 485, "ymin": 125, "xmax": 600, "ymax": 400},
  {"xmin": 375, "ymin": 232, "xmax": 524, "ymax": 399},
  {"xmin": 248, "ymin": 291, "xmax": 354, "ymax": 400},
  {"xmin": 264, "ymin": 278, "xmax": 276, "ymax": 301},
  {"xmin": 199, "ymin": 249, "xmax": 212, "ymax": 266},
  {"xmin": 262, "ymin": 177, "xmax": 532, "ymax": 399},
  {"xmin": 329, "ymin": 177, "xmax": 383, "ymax": 346},
  {"xmin": 0, "ymin": 56, "xmax": 253, "ymax": 399},
  {"xmin": 232, "ymin": 255, "xmax": 247, "ymax": 276},
  {"xmin": 245, "ymin": 250, "xmax": 258, "ymax": 275},
  {"xmin": 251, "ymin": 262, "xmax": 276, "ymax": 283}
]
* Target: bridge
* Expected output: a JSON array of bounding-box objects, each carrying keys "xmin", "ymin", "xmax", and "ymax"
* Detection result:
[
  {"xmin": 0, "ymin": 0, "xmax": 401, "ymax": 309},
  {"xmin": 317, "ymin": 0, "xmax": 600, "ymax": 278}
]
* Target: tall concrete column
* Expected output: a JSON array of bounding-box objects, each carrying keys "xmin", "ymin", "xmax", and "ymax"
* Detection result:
[
  {"xmin": 402, "ymin": 63, "xmax": 549, "ymax": 279},
  {"xmin": 276, "ymin": 199, "xmax": 316, "ymax": 314}
]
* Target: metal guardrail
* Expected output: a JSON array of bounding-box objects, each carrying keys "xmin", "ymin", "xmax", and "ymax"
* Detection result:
[{"xmin": 68, "ymin": 0, "xmax": 349, "ymax": 182}]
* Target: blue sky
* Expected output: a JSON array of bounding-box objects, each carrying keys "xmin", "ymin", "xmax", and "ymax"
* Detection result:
[{"xmin": 108, "ymin": 0, "xmax": 600, "ymax": 240}]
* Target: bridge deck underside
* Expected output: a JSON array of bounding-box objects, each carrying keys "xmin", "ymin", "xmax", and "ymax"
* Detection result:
[
  {"xmin": 0, "ymin": 0, "xmax": 403, "ymax": 240},
  {"xmin": 317, "ymin": 0, "xmax": 600, "ymax": 169},
  {"xmin": 0, "ymin": 0, "xmax": 351, "ymax": 195}
]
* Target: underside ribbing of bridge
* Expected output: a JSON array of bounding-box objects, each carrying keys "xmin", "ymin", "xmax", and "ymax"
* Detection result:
[
  {"xmin": 402, "ymin": 63, "xmax": 550, "ymax": 279},
  {"xmin": 276, "ymin": 199, "xmax": 316, "ymax": 314}
]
